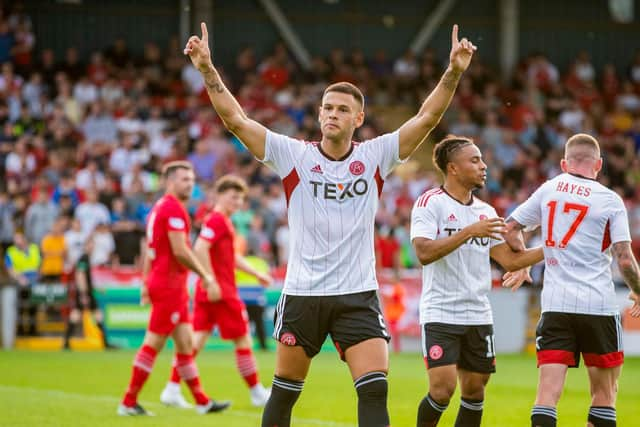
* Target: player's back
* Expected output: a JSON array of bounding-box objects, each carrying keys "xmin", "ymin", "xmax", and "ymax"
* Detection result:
[
  {"xmin": 145, "ymin": 194, "xmax": 190, "ymax": 298},
  {"xmin": 514, "ymin": 173, "xmax": 630, "ymax": 315}
]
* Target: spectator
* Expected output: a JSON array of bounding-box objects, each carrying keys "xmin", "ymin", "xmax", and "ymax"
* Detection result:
[
  {"xmin": 0, "ymin": 189, "xmax": 15, "ymax": 255},
  {"xmin": 64, "ymin": 218, "xmax": 86, "ymax": 270},
  {"xmin": 108, "ymin": 133, "xmax": 145, "ymax": 177},
  {"xmin": 51, "ymin": 172, "xmax": 81, "ymax": 208},
  {"xmin": 24, "ymin": 188, "xmax": 58, "ymax": 245},
  {"xmin": 5, "ymin": 231, "xmax": 40, "ymax": 335},
  {"xmin": 75, "ymin": 188, "xmax": 110, "ymax": 235},
  {"xmin": 73, "ymin": 75, "xmax": 99, "ymax": 107},
  {"xmin": 11, "ymin": 18, "xmax": 35, "ymax": 75},
  {"xmin": 375, "ymin": 225, "xmax": 400, "ymax": 271},
  {"xmin": 39, "ymin": 217, "xmax": 66, "ymax": 282},
  {"xmin": 120, "ymin": 162, "xmax": 155, "ymax": 194},
  {"xmin": 5, "ymin": 137, "xmax": 36, "ymax": 193},
  {"xmin": 81, "ymin": 101, "xmax": 118, "ymax": 155},
  {"xmin": 187, "ymin": 139, "xmax": 218, "ymax": 182},
  {"xmin": 61, "ymin": 47, "xmax": 84, "ymax": 83},
  {"xmin": 76, "ymin": 159, "xmax": 106, "ymax": 191},
  {"xmin": 90, "ymin": 222, "xmax": 115, "ymax": 266},
  {"xmin": 0, "ymin": 20, "xmax": 14, "ymax": 65},
  {"xmin": 246, "ymin": 214, "xmax": 271, "ymax": 261},
  {"xmin": 111, "ymin": 212, "xmax": 143, "ymax": 267}
]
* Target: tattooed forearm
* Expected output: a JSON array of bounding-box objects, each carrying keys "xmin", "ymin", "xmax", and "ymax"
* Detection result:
[
  {"xmin": 440, "ymin": 68, "xmax": 462, "ymax": 92},
  {"xmin": 416, "ymin": 67, "xmax": 463, "ymax": 122},
  {"xmin": 613, "ymin": 242, "xmax": 640, "ymax": 294},
  {"xmin": 202, "ymin": 69, "xmax": 225, "ymax": 94}
]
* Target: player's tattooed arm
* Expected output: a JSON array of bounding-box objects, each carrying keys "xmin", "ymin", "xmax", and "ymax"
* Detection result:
[
  {"xmin": 613, "ymin": 241, "xmax": 640, "ymax": 295},
  {"xmin": 202, "ymin": 70, "xmax": 225, "ymax": 94},
  {"xmin": 397, "ymin": 25, "xmax": 476, "ymax": 160},
  {"xmin": 503, "ymin": 218, "xmax": 526, "ymax": 252},
  {"xmin": 184, "ymin": 22, "xmax": 267, "ymax": 159}
]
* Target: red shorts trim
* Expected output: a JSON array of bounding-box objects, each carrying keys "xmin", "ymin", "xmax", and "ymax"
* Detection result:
[
  {"xmin": 537, "ymin": 349, "xmax": 576, "ymax": 367},
  {"xmin": 192, "ymin": 297, "xmax": 248, "ymax": 340},
  {"xmin": 583, "ymin": 351, "xmax": 624, "ymax": 368},
  {"xmin": 148, "ymin": 300, "xmax": 190, "ymax": 335}
]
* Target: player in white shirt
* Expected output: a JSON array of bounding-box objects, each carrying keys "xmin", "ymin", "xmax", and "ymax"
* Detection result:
[
  {"xmin": 504, "ymin": 134, "xmax": 640, "ymax": 427},
  {"xmin": 411, "ymin": 135, "xmax": 544, "ymax": 427},
  {"xmin": 185, "ymin": 22, "xmax": 477, "ymax": 427}
]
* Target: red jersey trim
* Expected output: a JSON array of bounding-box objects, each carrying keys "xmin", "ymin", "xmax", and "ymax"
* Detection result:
[
  {"xmin": 282, "ymin": 168, "xmax": 300, "ymax": 207},
  {"xmin": 416, "ymin": 188, "xmax": 444, "ymax": 208},
  {"xmin": 537, "ymin": 349, "xmax": 576, "ymax": 367},
  {"xmin": 374, "ymin": 167, "xmax": 384, "ymax": 198},
  {"xmin": 583, "ymin": 351, "xmax": 624, "ymax": 368},
  {"xmin": 601, "ymin": 219, "xmax": 611, "ymax": 252}
]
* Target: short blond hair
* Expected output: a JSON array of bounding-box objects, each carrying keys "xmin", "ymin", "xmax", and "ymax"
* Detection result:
[
  {"xmin": 565, "ymin": 134, "xmax": 600, "ymax": 159},
  {"xmin": 214, "ymin": 174, "xmax": 248, "ymax": 195}
]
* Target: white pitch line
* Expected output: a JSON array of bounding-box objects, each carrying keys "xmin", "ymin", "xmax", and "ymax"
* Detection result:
[{"xmin": 0, "ymin": 385, "xmax": 356, "ymax": 427}]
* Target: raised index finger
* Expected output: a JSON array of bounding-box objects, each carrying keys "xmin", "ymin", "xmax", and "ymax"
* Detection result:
[
  {"xmin": 451, "ymin": 24, "xmax": 459, "ymax": 45},
  {"xmin": 201, "ymin": 22, "xmax": 208, "ymax": 40}
]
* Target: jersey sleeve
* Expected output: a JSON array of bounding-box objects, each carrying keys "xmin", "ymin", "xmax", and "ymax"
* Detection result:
[
  {"xmin": 199, "ymin": 214, "xmax": 226, "ymax": 245},
  {"xmin": 410, "ymin": 198, "xmax": 439, "ymax": 241},
  {"xmin": 608, "ymin": 194, "xmax": 631, "ymax": 244},
  {"xmin": 509, "ymin": 184, "xmax": 546, "ymax": 230},
  {"xmin": 361, "ymin": 131, "xmax": 404, "ymax": 178},
  {"xmin": 165, "ymin": 201, "xmax": 189, "ymax": 233},
  {"xmin": 261, "ymin": 130, "xmax": 304, "ymax": 178}
]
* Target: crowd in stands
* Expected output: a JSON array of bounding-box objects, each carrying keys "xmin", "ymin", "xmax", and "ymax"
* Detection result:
[{"xmin": 1, "ymin": 2, "xmax": 640, "ymax": 290}]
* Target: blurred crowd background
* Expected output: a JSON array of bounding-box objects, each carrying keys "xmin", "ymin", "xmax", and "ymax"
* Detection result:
[{"xmin": 1, "ymin": 0, "xmax": 639, "ymax": 290}]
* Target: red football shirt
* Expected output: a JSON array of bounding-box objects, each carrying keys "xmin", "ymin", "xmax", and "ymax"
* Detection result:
[
  {"xmin": 195, "ymin": 211, "xmax": 237, "ymax": 302},
  {"xmin": 146, "ymin": 194, "xmax": 191, "ymax": 300}
]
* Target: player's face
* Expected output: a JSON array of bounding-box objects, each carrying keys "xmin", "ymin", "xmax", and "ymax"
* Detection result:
[
  {"xmin": 450, "ymin": 144, "xmax": 487, "ymax": 189},
  {"xmin": 318, "ymin": 91, "xmax": 364, "ymax": 141},
  {"xmin": 170, "ymin": 168, "xmax": 195, "ymax": 201},
  {"xmin": 219, "ymin": 189, "xmax": 245, "ymax": 215}
]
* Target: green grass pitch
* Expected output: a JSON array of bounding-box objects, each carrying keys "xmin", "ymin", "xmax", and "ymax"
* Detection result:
[{"xmin": 1, "ymin": 350, "xmax": 639, "ymax": 426}]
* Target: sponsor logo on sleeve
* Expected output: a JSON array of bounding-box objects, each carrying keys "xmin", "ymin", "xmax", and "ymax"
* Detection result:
[
  {"xmin": 200, "ymin": 226, "xmax": 215, "ymax": 239},
  {"xmin": 169, "ymin": 217, "xmax": 186, "ymax": 229}
]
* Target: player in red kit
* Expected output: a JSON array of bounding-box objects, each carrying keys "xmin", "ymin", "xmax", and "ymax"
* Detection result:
[
  {"xmin": 161, "ymin": 175, "xmax": 273, "ymax": 408},
  {"xmin": 117, "ymin": 161, "xmax": 230, "ymax": 416}
]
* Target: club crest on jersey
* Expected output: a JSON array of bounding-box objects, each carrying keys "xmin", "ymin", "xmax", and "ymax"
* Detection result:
[
  {"xmin": 349, "ymin": 160, "xmax": 365, "ymax": 176},
  {"xmin": 547, "ymin": 257, "xmax": 559, "ymax": 266},
  {"xmin": 310, "ymin": 179, "xmax": 368, "ymax": 200},
  {"xmin": 170, "ymin": 311, "xmax": 180, "ymax": 324},
  {"xmin": 479, "ymin": 214, "xmax": 488, "ymax": 220},
  {"xmin": 280, "ymin": 332, "xmax": 297, "ymax": 346},
  {"xmin": 429, "ymin": 345, "xmax": 443, "ymax": 360}
]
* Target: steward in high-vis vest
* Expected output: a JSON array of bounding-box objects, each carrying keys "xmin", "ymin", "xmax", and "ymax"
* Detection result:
[{"xmin": 4, "ymin": 231, "xmax": 41, "ymax": 335}]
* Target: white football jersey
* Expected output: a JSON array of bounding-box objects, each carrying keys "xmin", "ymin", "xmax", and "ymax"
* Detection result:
[
  {"xmin": 262, "ymin": 129, "xmax": 404, "ymax": 296},
  {"xmin": 510, "ymin": 173, "xmax": 631, "ymax": 315},
  {"xmin": 411, "ymin": 188, "xmax": 503, "ymax": 325}
]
